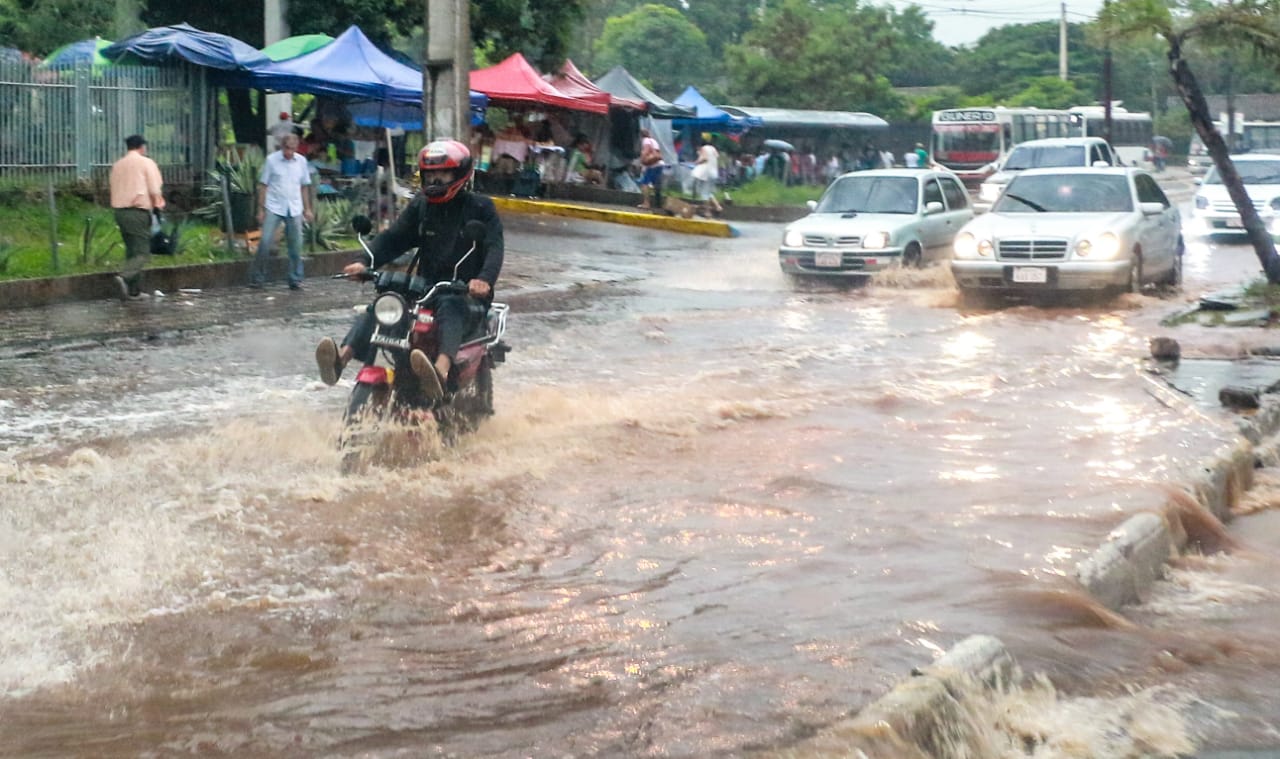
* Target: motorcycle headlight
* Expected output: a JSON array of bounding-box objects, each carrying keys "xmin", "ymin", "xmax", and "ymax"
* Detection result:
[
  {"xmin": 1195, "ymin": 195, "xmax": 1208, "ymax": 209},
  {"xmin": 783, "ymin": 229, "xmax": 804, "ymax": 247},
  {"xmin": 373, "ymin": 293, "xmax": 407, "ymax": 326},
  {"xmin": 862, "ymin": 231, "xmax": 889, "ymax": 250}
]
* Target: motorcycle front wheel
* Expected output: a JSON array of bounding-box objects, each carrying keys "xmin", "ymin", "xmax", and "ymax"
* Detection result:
[{"xmin": 339, "ymin": 383, "xmax": 391, "ymax": 474}]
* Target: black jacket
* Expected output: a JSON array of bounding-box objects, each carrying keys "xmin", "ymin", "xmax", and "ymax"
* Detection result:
[{"xmin": 368, "ymin": 190, "xmax": 504, "ymax": 293}]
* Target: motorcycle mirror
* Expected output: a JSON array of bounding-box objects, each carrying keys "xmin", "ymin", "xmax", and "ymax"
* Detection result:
[
  {"xmin": 462, "ymin": 220, "xmax": 487, "ymax": 244},
  {"xmin": 351, "ymin": 215, "xmax": 373, "ymax": 235}
]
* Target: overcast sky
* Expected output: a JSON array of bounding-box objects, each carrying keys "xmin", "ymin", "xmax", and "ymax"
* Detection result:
[{"xmin": 886, "ymin": 0, "xmax": 1107, "ymax": 47}]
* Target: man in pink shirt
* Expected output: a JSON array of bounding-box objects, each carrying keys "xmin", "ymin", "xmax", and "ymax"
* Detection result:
[{"xmin": 109, "ymin": 134, "xmax": 165, "ymax": 300}]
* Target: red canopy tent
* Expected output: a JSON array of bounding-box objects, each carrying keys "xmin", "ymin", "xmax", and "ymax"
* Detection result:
[
  {"xmin": 549, "ymin": 59, "xmax": 645, "ymax": 112},
  {"xmin": 470, "ymin": 53, "xmax": 607, "ymax": 114}
]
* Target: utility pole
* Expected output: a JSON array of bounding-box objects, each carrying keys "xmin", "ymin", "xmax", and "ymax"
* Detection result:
[
  {"xmin": 425, "ymin": 0, "xmax": 471, "ymax": 142},
  {"xmin": 1103, "ymin": 0, "xmax": 1113, "ymax": 143},
  {"xmin": 1058, "ymin": 2, "xmax": 1067, "ymax": 81},
  {"xmin": 263, "ymin": 0, "xmax": 290, "ymax": 144}
]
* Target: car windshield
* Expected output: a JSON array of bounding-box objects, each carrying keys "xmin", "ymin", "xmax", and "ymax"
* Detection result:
[
  {"xmin": 994, "ymin": 174, "xmax": 1134, "ymax": 213},
  {"xmin": 1002, "ymin": 145, "xmax": 1086, "ymax": 171},
  {"xmin": 1204, "ymin": 160, "xmax": 1280, "ymax": 185},
  {"xmin": 815, "ymin": 176, "xmax": 918, "ymax": 214}
]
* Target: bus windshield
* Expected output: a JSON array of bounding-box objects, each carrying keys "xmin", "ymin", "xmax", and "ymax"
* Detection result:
[{"xmin": 933, "ymin": 124, "xmax": 1000, "ymax": 163}]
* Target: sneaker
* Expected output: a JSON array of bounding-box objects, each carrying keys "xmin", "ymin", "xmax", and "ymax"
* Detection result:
[
  {"xmin": 112, "ymin": 275, "xmax": 129, "ymax": 302},
  {"xmin": 410, "ymin": 349, "xmax": 443, "ymax": 401},
  {"xmin": 316, "ymin": 337, "xmax": 342, "ymax": 386}
]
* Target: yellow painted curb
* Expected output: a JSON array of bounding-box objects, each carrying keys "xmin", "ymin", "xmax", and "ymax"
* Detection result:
[{"xmin": 491, "ymin": 196, "xmax": 736, "ymax": 238}]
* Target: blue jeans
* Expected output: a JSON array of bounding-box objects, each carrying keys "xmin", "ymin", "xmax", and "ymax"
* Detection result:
[{"xmin": 251, "ymin": 212, "xmax": 304, "ymax": 286}]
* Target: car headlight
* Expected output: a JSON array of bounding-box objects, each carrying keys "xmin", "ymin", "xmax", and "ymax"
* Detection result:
[
  {"xmin": 783, "ymin": 229, "xmax": 804, "ymax": 247},
  {"xmin": 373, "ymin": 293, "xmax": 407, "ymax": 326},
  {"xmin": 979, "ymin": 183, "xmax": 1002, "ymax": 202},
  {"xmin": 954, "ymin": 232, "xmax": 992, "ymax": 259},
  {"xmin": 862, "ymin": 231, "xmax": 889, "ymax": 250},
  {"xmin": 1195, "ymin": 195, "xmax": 1208, "ymax": 209},
  {"xmin": 1076, "ymin": 232, "xmax": 1120, "ymax": 259}
]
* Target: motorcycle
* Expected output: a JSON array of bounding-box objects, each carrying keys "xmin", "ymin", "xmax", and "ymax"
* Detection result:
[{"xmin": 335, "ymin": 215, "xmax": 510, "ymax": 472}]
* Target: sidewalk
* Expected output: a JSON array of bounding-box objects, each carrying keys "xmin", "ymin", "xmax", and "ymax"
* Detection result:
[{"xmin": 0, "ymin": 193, "xmax": 752, "ymax": 311}]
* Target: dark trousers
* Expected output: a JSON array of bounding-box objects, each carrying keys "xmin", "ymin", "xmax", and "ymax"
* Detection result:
[
  {"xmin": 113, "ymin": 207, "xmax": 151, "ymax": 293},
  {"xmin": 342, "ymin": 293, "xmax": 485, "ymax": 367}
]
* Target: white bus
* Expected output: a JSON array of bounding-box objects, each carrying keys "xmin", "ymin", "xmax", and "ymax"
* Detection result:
[
  {"xmin": 1241, "ymin": 120, "xmax": 1280, "ymax": 153},
  {"xmin": 930, "ymin": 107, "xmax": 1077, "ymax": 186},
  {"xmin": 1068, "ymin": 105, "xmax": 1154, "ymax": 167}
]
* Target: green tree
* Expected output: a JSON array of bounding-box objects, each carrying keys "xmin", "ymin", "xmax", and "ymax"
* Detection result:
[
  {"xmin": 723, "ymin": 0, "xmax": 904, "ymax": 115},
  {"xmin": 0, "ymin": 0, "xmax": 114, "ymax": 55},
  {"xmin": 1004, "ymin": 76, "xmax": 1089, "ymax": 109},
  {"xmin": 568, "ymin": 0, "xmax": 642, "ymax": 71},
  {"xmin": 882, "ymin": 4, "xmax": 954, "ymax": 88},
  {"xmin": 1100, "ymin": 0, "xmax": 1280, "ymax": 284},
  {"xmin": 954, "ymin": 21, "xmax": 1102, "ymax": 103},
  {"xmin": 592, "ymin": 4, "xmax": 713, "ymax": 98}
]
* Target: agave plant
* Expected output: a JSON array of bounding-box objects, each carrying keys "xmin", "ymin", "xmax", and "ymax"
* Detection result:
[
  {"xmin": 312, "ymin": 197, "xmax": 355, "ymax": 251},
  {"xmin": 193, "ymin": 145, "xmax": 265, "ymax": 226}
]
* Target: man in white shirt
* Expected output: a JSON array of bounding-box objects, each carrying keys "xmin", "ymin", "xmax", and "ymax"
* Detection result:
[{"xmin": 251, "ymin": 133, "xmax": 313, "ymax": 290}]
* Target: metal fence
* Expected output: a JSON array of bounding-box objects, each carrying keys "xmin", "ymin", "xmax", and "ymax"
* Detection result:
[{"xmin": 0, "ymin": 59, "xmax": 212, "ymax": 186}]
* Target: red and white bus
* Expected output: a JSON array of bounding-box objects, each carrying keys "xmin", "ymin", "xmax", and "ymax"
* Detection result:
[{"xmin": 930, "ymin": 107, "xmax": 1077, "ymax": 186}]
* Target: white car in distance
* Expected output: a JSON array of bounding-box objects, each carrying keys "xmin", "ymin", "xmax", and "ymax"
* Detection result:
[{"xmin": 1190, "ymin": 152, "xmax": 1280, "ymax": 236}]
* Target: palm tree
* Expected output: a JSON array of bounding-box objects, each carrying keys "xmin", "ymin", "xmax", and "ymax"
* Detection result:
[{"xmin": 1100, "ymin": 0, "xmax": 1280, "ymax": 284}]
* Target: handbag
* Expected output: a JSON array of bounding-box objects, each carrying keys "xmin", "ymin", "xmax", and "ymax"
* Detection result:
[{"xmin": 149, "ymin": 210, "xmax": 177, "ymax": 255}]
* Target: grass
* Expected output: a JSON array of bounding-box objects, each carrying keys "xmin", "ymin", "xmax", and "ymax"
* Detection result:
[
  {"xmin": 722, "ymin": 176, "xmax": 826, "ymax": 207},
  {"xmin": 0, "ymin": 193, "xmax": 358, "ymax": 282}
]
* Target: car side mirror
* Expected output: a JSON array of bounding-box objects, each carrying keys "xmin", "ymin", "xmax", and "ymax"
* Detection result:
[
  {"xmin": 924, "ymin": 201, "xmax": 944, "ymax": 214},
  {"xmin": 1139, "ymin": 201, "xmax": 1166, "ymax": 215},
  {"xmin": 806, "ymin": 200, "xmax": 818, "ymax": 211},
  {"xmin": 351, "ymin": 215, "xmax": 373, "ymax": 235}
]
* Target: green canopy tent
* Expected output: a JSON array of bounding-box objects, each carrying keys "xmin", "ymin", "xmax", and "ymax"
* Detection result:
[{"xmin": 260, "ymin": 34, "xmax": 334, "ymax": 62}]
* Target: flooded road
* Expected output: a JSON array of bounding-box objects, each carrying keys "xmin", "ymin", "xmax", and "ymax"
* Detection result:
[{"xmin": 2, "ymin": 211, "xmax": 1280, "ymax": 757}]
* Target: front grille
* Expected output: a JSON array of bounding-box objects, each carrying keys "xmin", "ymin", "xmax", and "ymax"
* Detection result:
[
  {"xmin": 803, "ymin": 233, "xmax": 862, "ymax": 247},
  {"xmin": 997, "ymin": 238, "xmax": 1069, "ymax": 261},
  {"xmin": 1210, "ymin": 199, "xmax": 1261, "ymax": 213}
]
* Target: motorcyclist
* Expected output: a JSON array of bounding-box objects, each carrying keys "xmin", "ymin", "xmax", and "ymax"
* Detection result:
[{"xmin": 315, "ymin": 139, "xmax": 505, "ymax": 400}]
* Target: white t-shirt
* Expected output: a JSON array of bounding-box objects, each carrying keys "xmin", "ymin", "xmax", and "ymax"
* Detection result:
[
  {"xmin": 903, "ymin": 152, "xmax": 921, "ymax": 168},
  {"xmin": 692, "ymin": 144, "xmax": 719, "ymax": 182}
]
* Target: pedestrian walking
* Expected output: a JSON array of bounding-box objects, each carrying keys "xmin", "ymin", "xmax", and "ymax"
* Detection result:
[
  {"xmin": 251, "ymin": 133, "xmax": 313, "ymax": 290},
  {"xmin": 109, "ymin": 134, "xmax": 165, "ymax": 301},
  {"xmin": 637, "ymin": 127, "xmax": 666, "ymax": 211},
  {"xmin": 691, "ymin": 134, "xmax": 723, "ymax": 216}
]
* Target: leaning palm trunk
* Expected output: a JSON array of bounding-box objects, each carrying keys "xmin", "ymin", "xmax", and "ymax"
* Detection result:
[{"xmin": 1169, "ymin": 36, "xmax": 1280, "ymax": 284}]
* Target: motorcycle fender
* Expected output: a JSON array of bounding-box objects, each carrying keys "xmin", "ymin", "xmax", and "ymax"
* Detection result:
[{"xmin": 355, "ymin": 365, "xmax": 394, "ymax": 385}]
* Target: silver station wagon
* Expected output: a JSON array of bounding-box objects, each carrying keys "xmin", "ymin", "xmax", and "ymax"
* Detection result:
[
  {"xmin": 778, "ymin": 169, "xmax": 974, "ymax": 278},
  {"xmin": 951, "ymin": 167, "xmax": 1182, "ymax": 303}
]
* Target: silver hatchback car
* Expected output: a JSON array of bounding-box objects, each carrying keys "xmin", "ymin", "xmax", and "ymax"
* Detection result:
[{"xmin": 778, "ymin": 169, "xmax": 974, "ymax": 277}]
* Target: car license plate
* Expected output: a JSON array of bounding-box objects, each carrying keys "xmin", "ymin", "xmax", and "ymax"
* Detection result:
[
  {"xmin": 814, "ymin": 251, "xmax": 842, "ymax": 267},
  {"xmin": 1012, "ymin": 266, "xmax": 1047, "ymax": 283}
]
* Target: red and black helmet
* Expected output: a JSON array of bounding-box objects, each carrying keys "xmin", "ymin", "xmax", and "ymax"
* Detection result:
[{"xmin": 418, "ymin": 139, "xmax": 473, "ymax": 203}]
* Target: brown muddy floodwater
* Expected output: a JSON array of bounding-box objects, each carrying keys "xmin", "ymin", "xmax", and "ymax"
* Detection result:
[{"xmin": 1, "ymin": 216, "xmax": 1279, "ymax": 757}]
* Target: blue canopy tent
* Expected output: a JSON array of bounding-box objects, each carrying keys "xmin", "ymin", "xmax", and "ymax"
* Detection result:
[
  {"xmin": 231, "ymin": 26, "xmax": 484, "ymax": 110},
  {"xmin": 102, "ymin": 23, "xmax": 268, "ymax": 73},
  {"xmin": 671, "ymin": 86, "xmax": 760, "ymax": 132}
]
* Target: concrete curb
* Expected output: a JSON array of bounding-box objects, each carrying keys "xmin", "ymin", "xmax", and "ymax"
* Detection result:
[
  {"xmin": 1074, "ymin": 403, "xmax": 1273, "ymax": 612},
  {"xmin": 490, "ymin": 196, "xmax": 737, "ymax": 238},
  {"xmin": 775, "ymin": 395, "xmax": 1280, "ymax": 756}
]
